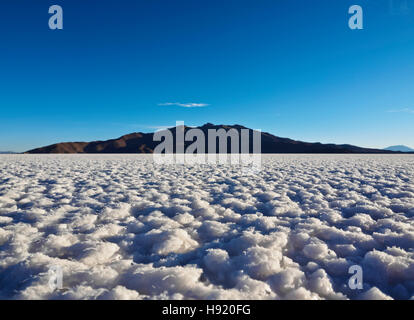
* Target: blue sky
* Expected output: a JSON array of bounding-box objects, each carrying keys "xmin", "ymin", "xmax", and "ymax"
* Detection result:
[{"xmin": 1, "ymin": 0, "xmax": 413, "ymax": 152}]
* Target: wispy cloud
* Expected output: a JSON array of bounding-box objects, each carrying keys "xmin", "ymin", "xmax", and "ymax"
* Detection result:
[
  {"xmin": 158, "ymin": 102, "xmax": 209, "ymax": 108},
  {"xmin": 387, "ymin": 108, "xmax": 414, "ymax": 114},
  {"xmin": 145, "ymin": 125, "xmax": 173, "ymax": 130}
]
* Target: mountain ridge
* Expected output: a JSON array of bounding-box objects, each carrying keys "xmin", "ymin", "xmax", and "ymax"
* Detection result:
[
  {"xmin": 26, "ymin": 124, "xmax": 407, "ymax": 154},
  {"xmin": 384, "ymin": 145, "xmax": 414, "ymax": 153}
]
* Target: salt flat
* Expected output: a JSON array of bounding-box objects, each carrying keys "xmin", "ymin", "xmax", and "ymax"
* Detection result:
[{"xmin": 0, "ymin": 154, "xmax": 413, "ymax": 300}]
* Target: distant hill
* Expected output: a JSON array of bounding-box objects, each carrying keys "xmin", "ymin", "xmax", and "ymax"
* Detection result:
[
  {"xmin": 26, "ymin": 123, "xmax": 400, "ymax": 154},
  {"xmin": 384, "ymin": 145, "xmax": 414, "ymax": 153}
]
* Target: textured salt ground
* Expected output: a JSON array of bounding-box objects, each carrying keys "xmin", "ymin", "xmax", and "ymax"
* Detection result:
[{"xmin": 0, "ymin": 154, "xmax": 413, "ymax": 300}]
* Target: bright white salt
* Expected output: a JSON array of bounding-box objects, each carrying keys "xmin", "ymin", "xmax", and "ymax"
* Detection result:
[{"xmin": 0, "ymin": 154, "xmax": 413, "ymax": 300}]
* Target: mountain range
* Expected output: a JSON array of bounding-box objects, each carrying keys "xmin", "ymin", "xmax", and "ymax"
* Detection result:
[
  {"xmin": 26, "ymin": 123, "xmax": 409, "ymax": 154},
  {"xmin": 383, "ymin": 145, "xmax": 414, "ymax": 152}
]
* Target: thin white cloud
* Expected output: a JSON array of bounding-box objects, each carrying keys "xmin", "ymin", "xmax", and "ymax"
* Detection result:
[
  {"xmin": 387, "ymin": 108, "xmax": 414, "ymax": 114},
  {"xmin": 145, "ymin": 125, "xmax": 173, "ymax": 130},
  {"xmin": 158, "ymin": 102, "xmax": 209, "ymax": 108}
]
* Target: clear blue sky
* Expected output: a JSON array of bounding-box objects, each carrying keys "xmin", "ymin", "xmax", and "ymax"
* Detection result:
[{"xmin": 1, "ymin": 0, "xmax": 413, "ymax": 152}]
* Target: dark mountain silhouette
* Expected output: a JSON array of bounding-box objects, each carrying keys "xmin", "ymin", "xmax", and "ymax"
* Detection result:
[
  {"xmin": 26, "ymin": 123, "xmax": 402, "ymax": 154},
  {"xmin": 384, "ymin": 145, "xmax": 414, "ymax": 152}
]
